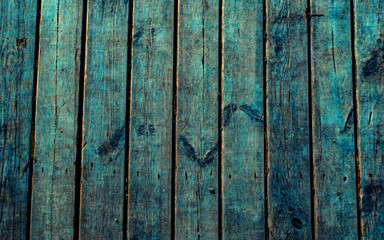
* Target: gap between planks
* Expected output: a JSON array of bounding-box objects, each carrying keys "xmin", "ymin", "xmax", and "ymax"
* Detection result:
[
  {"xmin": 26, "ymin": 0, "xmax": 42, "ymax": 238},
  {"xmin": 218, "ymin": 0, "xmax": 224, "ymax": 239},
  {"xmin": 123, "ymin": 0, "xmax": 135, "ymax": 239},
  {"xmin": 349, "ymin": 0, "xmax": 363, "ymax": 238},
  {"xmin": 305, "ymin": 0, "xmax": 317, "ymax": 238},
  {"xmin": 73, "ymin": 0, "xmax": 89, "ymax": 238},
  {"xmin": 263, "ymin": 0, "xmax": 270, "ymax": 238},
  {"xmin": 171, "ymin": 0, "xmax": 179, "ymax": 239}
]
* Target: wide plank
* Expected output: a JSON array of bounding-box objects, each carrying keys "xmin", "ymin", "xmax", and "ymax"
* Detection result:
[
  {"xmin": 355, "ymin": 0, "xmax": 384, "ymax": 238},
  {"xmin": 31, "ymin": 0, "xmax": 83, "ymax": 238},
  {"xmin": 267, "ymin": 0, "xmax": 312, "ymax": 238},
  {"xmin": 311, "ymin": 0, "xmax": 358, "ymax": 238},
  {"xmin": 222, "ymin": 0, "xmax": 265, "ymax": 238},
  {"xmin": 0, "ymin": 0, "xmax": 37, "ymax": 238},
  {"xmin": 176, "ymin": 0, "xmax": 219, "ymax": 238},
  {"xmin": 128, "ymin": 0, "xmax": 174, "ymax": 238},
  {"xmin": 81, "ymin": 0, "xmax": 129, "ymax": 238}
]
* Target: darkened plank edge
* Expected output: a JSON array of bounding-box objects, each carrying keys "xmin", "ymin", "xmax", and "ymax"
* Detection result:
[
  {"xmin": 171, "ymin": 0, "xmax": 179, "ymax": 239},
  {"xmin": 263, "ymin": 0, "xmax": 269, "ymax": 238},
  {"xmin": 26, "ymin": 0, "xmax": 43, "ymax": 239},
  {"xmin": 73, "ymin": 0, "xmax": 89, "ymax": 239},
  {"xmin": 124, "ymin": 0, "xmax": 134, "ymax": 239},
  {"xmin": 305, "ymin": 0, "xmax": 317, "ymax": 239},
  {"xmin": 218, "ymin": 0, "xmax": 224, "ymax": 239},
  {"xmin": 349, "ymin": 0, "xmax": 363, "ymax": 238}
]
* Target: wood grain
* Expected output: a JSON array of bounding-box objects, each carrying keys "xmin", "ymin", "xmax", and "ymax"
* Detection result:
[
  {"xmin": 128, "ymin": 0, "xmax": 174, "ymax": 239},
  {"xmin": 31, "ymin": 0, "xmax": 83, "ymax": 238},
  {"xmin": 356, "ymin": 0, "xmax": 384, "ymax": 238},
  {"xmin": 176, "ymin": 0, "xmax": 219, "ymax": 238},
  {"xmin": 0, "ymin": 0, "xmax": 37, "ymax": 238},
  {"xmin": 80, "ymin": 0, "xmax": 129, "ymax": 238},
  {"xmin": 222, "ymin": 0, "xmax": 265, "ymax": 238},
  {"xmin": 311, "ymin": 0, "xmax": 358, "ymax": 238},
  {"xmin": 267, "ymin": 0, "xmax": 312, "ymax": 238}
]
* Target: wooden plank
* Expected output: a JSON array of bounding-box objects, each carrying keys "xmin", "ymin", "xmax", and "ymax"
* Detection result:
[
  {"xmin": 128, "ymin": 0, "xmax": 174, "ymax": 239},
  {"xmin": 176, "ymin": 0, "xmax": 219, "ymax": 238},
  {"xmin": 267, "ymin": 0, "xmax": 312, "ymax": 238},
  {"xmin": 355, "ymin": 1, "xmax": 384, "ymax": 238},
  {"xmin": 0, "ymin": 0, "xmax": 37, "ymax": 238},
  {"xmin": 222, "ymin": 0, "xmax": 265, "ymax": 238},
  {"xmin": 30, "ymin": 0, "xmax": 83, "ymax": 238},
  {"xmin": 311, "ymin": 0, "xmax": 358, "ymax": 238},
  {"xmin": 80, "ymin": 1, "xmax": 129, "ymax": 238}
]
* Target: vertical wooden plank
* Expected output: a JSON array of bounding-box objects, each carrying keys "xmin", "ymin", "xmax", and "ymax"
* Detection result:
[
  {"xmin": 81, "ymin": 0, "xmax": 129, "ymax": 238},
  {"xmin": 128, "ymin": 0, "xmax": 174, "ymax": 239},
  {"xmin": 176, "ymin": 0, "xmax": 219, "ymax": 238},
  {"xmin": 267, "ymin": 0, "xmax": 312, "ymax": 238},
  {"xmin": 222, "ymin": 0, "xmax": 265, "ymax": 238},
  {"xmin": 30, "ymin": 0, "xmax": 83, "ymax": 238},
  {"xmin": 356, "ymin": 1, "xmax": 384, "ymax": 238},
  {"xmin": 0, "ymin": 0, "xmax": 37, "ymax": 238},
  {"xmin": 311, "ymin": 0, "xmax": 358, "ymax": 238}
]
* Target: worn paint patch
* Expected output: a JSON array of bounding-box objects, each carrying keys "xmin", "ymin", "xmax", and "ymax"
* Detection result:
[
  {"xmin": 16, "ymin": 39, "xmax": 27, "ymax": 48},
  {"xmin": 362, "ymin": 179, "xmax": 383, "ymax": 216},
  {"xmin": 97, "ymin": 126, "xmax": 125, "ymax": 157},
  {"xmin": 178, "ymin": 136, "xmax": 218, "ymax": 167},
  {"xmin": 133, "ymin": 31, "xmax": 143, "ymax": 43},
  {"xmin": 137, "ymin": 124, "xmax": 156, "ymax": 136},
  {"xmin": 361, "ymin": 43, "xmax": 384, "ymax": 79}
]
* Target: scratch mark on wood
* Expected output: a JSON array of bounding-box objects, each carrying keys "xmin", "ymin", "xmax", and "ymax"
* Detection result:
[
  {"xmin": 223, "ymin": 103, "xmax": 237, "ymax": 127},
  {"xmin": 340, "ymin": 108, "xmax": 354, "ymax": 134},
  {"xmin": 239, "ymin": 104, "xmax": 264, "ymax": 123}
]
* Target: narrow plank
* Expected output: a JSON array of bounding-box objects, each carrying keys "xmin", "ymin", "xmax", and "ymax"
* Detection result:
[
  {"xmin": 128, "ymin": 0, "xmax": 174, "ymax": 238},
  {"xmin": 81, "ymin": 1, "xmax": 129, "ymax": 238},
  {"xmin": 356, "ymin": 1, "xmax": 384, "ymax": 238},
  {"xmin": 311, "ymin": 0, "xmax": 358, "ymax": 238},
  {"xmin": 31, "ymin": 0, "xmax": 83, "ymax": 238},
  {"xmin": 0, "ymin": 0, "xmax": 37, "ymax": 238},
  {"xmin": 176, "ymin": 0, "xmax": 219, "ymax": 238},
  {"xmin": 267, "ymin": 0, "xmax": 312, "ymax": 238},
  {"xmin": 222, "ymin": 0, "xmax": 265, "ymax": 238}
]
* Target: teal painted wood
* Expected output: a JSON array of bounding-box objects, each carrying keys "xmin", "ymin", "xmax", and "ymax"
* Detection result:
[
  {"xmin": 81, "ymin": 0, "xmax": 129, "ymax": 238},
  {"xmin": 356, "ymin": 1, "xmax": 384, "ymax": 238},
  {"xmin": 176, "ymin": 0, "xmax": 219, "ymax": 238},
  {"xmin": 31, "ymin": 0, "xmax": 83, "ymax": 238},
  {"xmin": 0, "ymin": 0, "xmax": 37, "ymax": 238},
  {"xmin": 222, "ymin": 0, "xmax": 265, "ymax": 238},
  {"xmin": 311, "ymin": 0, "xmax": 358, "ymax": 238},
  {"xmin": 267, "ymin": 0, "xmax": 312, "ymax": 238},
  {"xmin": 128, "ymin": 0, "xmax": 174, "ymax": 239}
]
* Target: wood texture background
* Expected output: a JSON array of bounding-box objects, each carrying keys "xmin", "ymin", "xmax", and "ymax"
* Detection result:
[{"xmin": 1, "ymin": 0, "xmax": 383, "ymax": 239}]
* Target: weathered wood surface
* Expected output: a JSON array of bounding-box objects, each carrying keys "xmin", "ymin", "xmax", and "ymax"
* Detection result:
[
  {"xmin": 267, "ymin": 0, "xmax": 312, "ymax": 238},
  {"xmin": 80, "ymin": 0, "xmax": 129, "ymax": 238},
  {"xmin": 356, "ymin": 0, "xmax": 384, "ymax": 238},
  {"xmin": 31, "ymin": 0, "xmax": 83, "ymax": 238},
  {"xmin": 128, "ymin": 0, "xmax": 174, "ymax": 239},
  {"xmin": 222, "ymin": 0, "xmax": 265, "ymax": 238},
  {"xmin": 3, "ymin": 0, "xmax": 384, "ymax": 238},
  {"xmin": 0, "ymin": 0, "xmax": 37, "ymax": 238},
  {"xmin": 176, "ymin": 0, "xmax": 219, "ymax": 238},
  {"xmin": 311, "ymin": 0, "xmax": 358, "ymax": 238}
]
